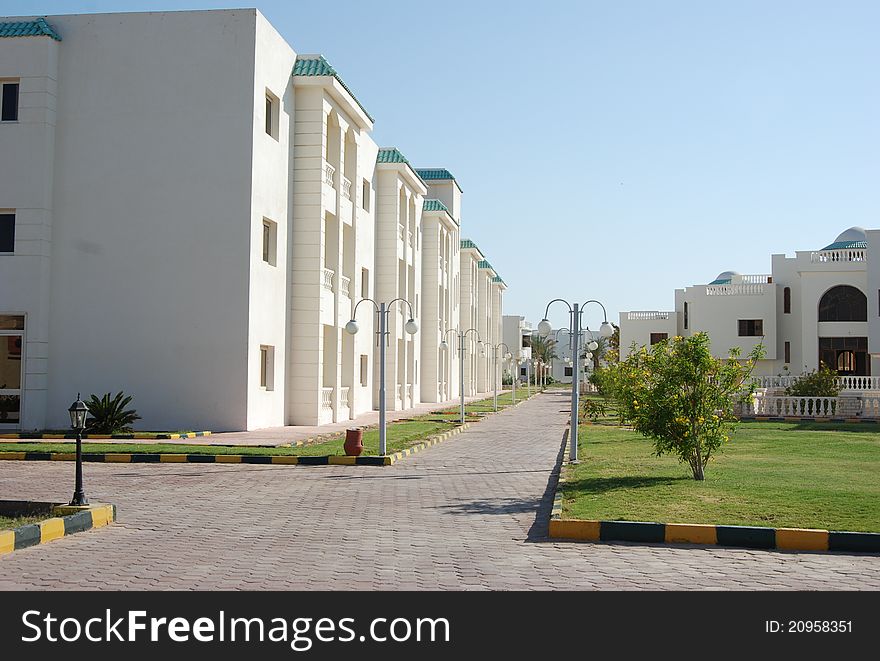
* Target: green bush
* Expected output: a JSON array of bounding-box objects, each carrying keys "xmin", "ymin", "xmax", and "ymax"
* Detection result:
[
  {"xmin": 85, "ymin": 392, "xmax": 142, "ymax": 434},
  {"xmin": 785, "ymin": 366, "xmax": 841, "ymax": 397}
]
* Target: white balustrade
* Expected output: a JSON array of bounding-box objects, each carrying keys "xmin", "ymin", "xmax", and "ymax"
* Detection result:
[
  {"xmin": 407, "ymin": 230, "xmax": 414, "ymax": 247},
  {"xmin": 342, "ymin": 176, "xmax": 352, "ymax": 200},
  {"xmin": 340, "ymin": 387, "xmax": 351, "ymax": 409},
  {"xmin": 321, "ymin": 387, "xmax": 333, "ymax": 410},
  {"xmin": 746, "ymin": 395, "xmax": 840, "ymax": 418},
  {"xmin": 626, "ymin": 311, "xmax": 671, "ymax": 321},
  {"xmin": 706, "ymin": 284, "xmax": 766, "ymax": 296},
  {"xmin": 859, "ymin": 397, "xmax": 880, "ymax": 418},
  {"xmin": 810, "ymin": 249, "xmax": 867, "ymax": 264},
  {"xmin": 406, "ymin": 384, "xmax": 413, "ymax": 402},
  {"xmin": 340, "ymin": 276, "xmax": 351, "ymax": 298},
  {"xmin": 739, "ymin": 274, "xmax": 772, "ymax": 284},
  {"xmin": 324, "ymin": 162, "xmax": 336, "ymax": 187},
  {"xmin": 398, "ymin": 225, "xmax": 405, "ymax": 241},
  {"xmin": 397, "ymin": 384, "xmax": 404, "ymax": 402},
  {"xmin": 755, "ymin": 375, "xmax": 880, "ymax": 391},
  {"xmin": 322, "ymin": 268, "xmax": 335, "ymax": 291}
]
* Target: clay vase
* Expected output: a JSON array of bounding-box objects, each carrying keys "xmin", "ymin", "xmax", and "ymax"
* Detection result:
[{"xmin": 344, "ymin": 428, "xmax": 364, "ymax": 456}]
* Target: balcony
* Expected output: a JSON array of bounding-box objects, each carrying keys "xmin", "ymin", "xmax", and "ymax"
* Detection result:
[
  {"xmin": 324, "ymin": 162, "xmax": 336, "ymax": 187},
  {"xmin": 408, "ymin": 230, "xmax": 414, "ymax": 248},
  {"xmin": 340, "ymin": 275, "xmax": 351, "ymax": 298},
  {"xmin": 341, "ymin": 176, "xmax": 352, "ymax": 200},
  {"xmin": 398, "ymin": 224, "xmax": 405, "ymax": 242},
  {"xmin": 322, "ymin": 268, "xmax": 335, "ymax": 291},
  {"xmin": 705, "ymin": 284, "xmax": 766, "ymax": 296},
  {"xmin": 810, "ymin": 248, "xmax": 867, "ymax": 264},
  {"xmin": 626, "ymin": 311, "xmax": 672, "ymax": 321},
  {"xmin": 340, "ymin": 386, "xmax": 351, "ymax": 409},
  {"xmin": 321, "ymin": 387, "xmax": 333, "ymax": 410}
]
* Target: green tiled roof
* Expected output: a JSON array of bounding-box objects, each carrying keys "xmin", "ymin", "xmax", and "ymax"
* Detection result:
[
  {"xmin": 0, "ymin": 18, "xmax": 62, "ymax": 40},
  {"xmin": 377, "ymin": 148, "xmax": 409, "ymax": 164},
  {"xmin": 460, "ymin": 239, "xmax": 478, "ymax": 250},
  {"xmin": 821, "ymin": 240, "xmax": 867, "ymax": 250},
  {"xmin": 416, "ymin": 168, "xmax": 456, "ymax": 181},
  {"xmin": 492, "ymin": 275, "xmax": 506, "ymax": 286},
  {"xmin": 292, "ymin": 55, "xmax": 374, "ymax": 123},
  {"xmin": 708, "ymin": 278, "xmax": 731, "ymax": 285},
  {"xmin": 423, "ymin": 199, "xmax": 449, "ymax": 213},
  {"xmin": 478, "ymin": 259, "xmax": 494, "ymax": 272}
]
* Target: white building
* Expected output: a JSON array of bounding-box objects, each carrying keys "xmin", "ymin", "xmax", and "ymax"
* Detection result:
[
  {"xmin": 620, "ymin": 227, "xmax": 880, "ymax": 380},
  {"xmin": 0, "ymin": 10, "xmax": 506, "ymax": 432},
  {"xmin": 502, "ymin": 315, "xmax": 532, "ymax": 383}
]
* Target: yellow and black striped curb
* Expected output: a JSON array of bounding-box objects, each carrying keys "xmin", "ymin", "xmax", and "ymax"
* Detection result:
[
  {"xmin": 0, "ymin": 431, "xmax": 212, "ymax": 440},
  {"xmin": 548, "ymin": 441, "xmax": 880, "ymax": 554},
  {"xmin": 0, "ymin": 423, "xmax": 476, "ymax": 468},
  {"xmin": 0, "ymin": 502, "xmax": 116, "ymax": 556},
  {"xmin": 739, "ymin": 416, "xmax": 878, "ymax": 424}
]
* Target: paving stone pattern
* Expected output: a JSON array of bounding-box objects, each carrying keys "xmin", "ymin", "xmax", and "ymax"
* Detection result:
[{"xmin": 1, "ymin": 391, "xmax": 878, "ymax": 590}]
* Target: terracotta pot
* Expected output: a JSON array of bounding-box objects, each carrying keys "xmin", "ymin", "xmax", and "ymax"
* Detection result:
[{"xmin": 344, "ymin": 428, "xmax": 364, "ymax": 456}]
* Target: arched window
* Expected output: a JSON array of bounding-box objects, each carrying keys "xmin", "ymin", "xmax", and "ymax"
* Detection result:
[
  {"xmin": 783, "ymin": 287, "xmax": 791, "ymax": 314},
  {"xmin": 818, "ymin": 285, "xmax": 867, "ymax": 322}
]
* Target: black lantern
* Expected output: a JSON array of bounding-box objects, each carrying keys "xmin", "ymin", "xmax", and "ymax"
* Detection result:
[{"xmin": 68, "ymin": 393, "xmax": 89, "ymax": 506}]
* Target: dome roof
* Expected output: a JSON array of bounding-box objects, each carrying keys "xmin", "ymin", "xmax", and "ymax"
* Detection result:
[
  {"xmin": 823, "ymin": 227, "xmax": 867, "ymax": 250},
  {"xmin": 709, "ymin": 270, "xmax": 739, "ymax": 285}
]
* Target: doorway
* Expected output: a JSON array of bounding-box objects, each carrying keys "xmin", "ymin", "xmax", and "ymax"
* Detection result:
[
  {"xmin": 819, "ymin": 337, "xmax": 869, "ymax": 376},
  {"xmin": 0, "ymin": 315, "xmax": 24, "ymax": 427}
]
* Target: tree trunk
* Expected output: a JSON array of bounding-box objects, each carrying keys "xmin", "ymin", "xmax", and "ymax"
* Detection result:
[{"xmin": 692, "ymin": 460, "xmax": 705, "ymax": 481}]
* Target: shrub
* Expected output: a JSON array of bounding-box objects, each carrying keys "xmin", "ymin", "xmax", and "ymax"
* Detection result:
[
  {"xmin": 613, "ymin": 334, "xmax": 763, "ymax": 480},
  {"xmin": 85, "ymin": 392, "xmax": 142, "ymax": 434},
  {"xmin": 785, "ymin": 366, "xmax": 841, "ymax": 397}
]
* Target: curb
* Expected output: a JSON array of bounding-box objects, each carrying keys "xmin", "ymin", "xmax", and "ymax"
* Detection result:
[
  {"xmin": 0, "ymin": 502, "xmax": 116, "ymax": 556},
  {"xmin": 0, "ymin": 432, "xmax": 212, "ymax": 440},
  {"xmin": 548, "ymin": 427, "xmax": 880, "ymax": 554},
  {"xmin": 0, "ymin": 422, "xmax": 477, "ymax": 468}
]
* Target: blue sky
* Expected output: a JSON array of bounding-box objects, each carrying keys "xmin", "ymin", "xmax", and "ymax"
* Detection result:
[{"xmin": 7, "ymin": 1, "xmax": 880, "ymax": 330}]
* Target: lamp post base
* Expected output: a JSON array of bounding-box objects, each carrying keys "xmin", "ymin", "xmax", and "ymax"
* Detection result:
[{"xmin": 69, "ymin": 494, "xmax": 89, "ymax": 507}]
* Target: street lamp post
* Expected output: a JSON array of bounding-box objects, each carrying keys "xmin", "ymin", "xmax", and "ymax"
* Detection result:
[
  {"xmin": 346, "ymin": 298, "xmax": 418, "ymax": 456},
  {"xmin": 441, "ymin": 327, "xmax": 481, "ymax": 424},
  {"xmin": 539, "ymin": 300, "xmax": 613, "ymax": 463},
  {"xmin": 68, "ymin": 394, "xmax": 89, "ymax": 506},
  {"xmin": 490, "ymin": 343, "xmax": 511, "ymax": 412}
]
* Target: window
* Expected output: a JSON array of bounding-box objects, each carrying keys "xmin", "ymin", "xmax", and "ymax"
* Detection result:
[
  {"xmin": 783, "ymin": 287, "xmax": 791, "ymax": 314},
  {"xmin": 259, "ymin": 345, "xmax": 274, "ymax": 390},
  {"xmin": 0, "ymin": 315, "xmax": 25, "ymax": 425},
  {"xmin": 819, "ymin": 285, "xmax": 867, "ymax": 322},
  {"xmin": 362, "ymin": 180, "xmax": 371, "ymax": 211},
  {"xmin": 784, "ymin": 341, "xmax": 791, "ymax": 364},
  {"xmin": 1, "ymin": 82, "xmax": 19, "ymax": 122},
  {"xmin": 265, "ymin": 90, "xmax": 279, "ymax": 140},
  {"xmin": 650, "ymin": 332, "xmax": 668, "ymax": 345},
  {"xmin": 683, "ymin": 302, "xmax": 689, "ymax": 330},
  {"xmin": 262, "ymin": 219, "xmax": 277, "ymax": 266},
  {"xmin": 738, "ymin": 319, "xmax": 763, "ymax": 337},
  {"xmin": 361, "ymin": 268, "xmax": 369, "ymax": 298},
  {"xmin": 0, "ymin": 212, "xmax": 13, "ymax": 253},
  {"xmin": 360, "ymin": 355, "xmax": 368, "ymax": 387},
  {"xmin": 564, "ymin": 366, "xmax": 573, "ymax": 377},
  {"xmin": 837, "ymin": 351, "xmax": 856, "ymax": 373},
  {"xmin": 520, "ymin": 367, "xmax": 526, "ymax": 377}
]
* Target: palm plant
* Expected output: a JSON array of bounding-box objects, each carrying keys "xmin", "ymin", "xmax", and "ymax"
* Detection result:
[
  {"xmin": 531, "ymin": 336, "xmax": 557, "ymax": 389},
  {"xmin": 85, "ymin": 392, "xmax": 142, "ymax": 434}
]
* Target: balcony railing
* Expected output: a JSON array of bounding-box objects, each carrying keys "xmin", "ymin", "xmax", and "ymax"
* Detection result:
[
  {"xmin": 341, "ymin": 176, "xmax": 352, "ymax": 200},
  {"xmin": 397, "ymin": 384, "xmax": 404, "ymax": 402},
  {"xmin": 321, "ymin": 387, "xmax": 333, "ymax": 410},
  {"xmin": 626, "ymin": 311, "xmax": 672, "ymax": 321},
  {"xmin": 754, "ymin": 375, "xmax": 880, "ymax": 391},
  {"xmin": 398, "ymin": 225, "xmax": 405, "ymax": 241},
  {"xmin": 810, "ymin": 249, "xmax": 867, "ymax": 264},
  {"xmin": 340, "ymin": 387, "xmax": 351, "ymax": 409},
  {"xmin": 706, "ymin": 284, "xmax": 766, "ymax": 296},
  {"xmin": 324, "ymin": 162, "xmax": 336, "ymax": 187},
  {"xmin": 322, "ymin": 268, "xmax": 334, "ymax": 291},
  {"xmin": 340, "ymin": 275, "xmax": 351, "ymax": 298},
  {"xmin": 739, "ymin": 274, "xmax": 772, "ymax": 284},
  {"xmin": 745, "ymin": 395, "xmax": 840, "ymax": 418},
  {"xmin": 406, "ymin": 384, "xmax": 413, "ymax": 402},
  {"xmin": 407, "ymin": 230, "xmax": 414, "ymax": 247}
]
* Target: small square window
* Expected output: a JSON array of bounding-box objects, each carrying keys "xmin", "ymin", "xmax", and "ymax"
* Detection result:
[
  {"xmin": 0, "ymin": 212, "xmax": 14, "ymax": 253},
  {"xmin": 262, "ymin": 219, "xmax": 277, "ymax": 266},
  {"xmin": 650, "ymin": 332, "xmax": 668, "ymax": 345},
  {"xmin": 737, "ymin": 319, "xmax": 763, "ymax": 337},
  {"xmin": 260, "ymin": 345, "xmax": 275, "ymax": 390},
  {"xmin": 564, "ymin": 366, "xmax": 573, "ymax": 377},
  {"xmin": 1, "ymin": 82, "xmax": 19, "ymax": 122},
  {"xmin": 265, "ymin": 90, "xmax": 279, "ymax": 140}
]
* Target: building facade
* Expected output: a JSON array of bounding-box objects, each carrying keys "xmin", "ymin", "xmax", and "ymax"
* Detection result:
[
  {"xmin": 0, "ymin": 10, "xmax": 507, "ymax": 432},
  {"xmin": 620, "ymin": 227, "xmax": 880, "ymax": 379}
]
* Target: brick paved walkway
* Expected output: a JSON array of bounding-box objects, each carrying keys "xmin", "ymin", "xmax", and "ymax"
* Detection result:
[{"xmin": 1, "ymin": 391, "xmax": 878, "ymax": 590}]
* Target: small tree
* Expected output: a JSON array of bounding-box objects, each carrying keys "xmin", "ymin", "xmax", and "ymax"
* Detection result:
[
  {"xmin": 785, "ymin": 365, "xmax": 840, "ymax": 397},
  {"xmin": 85, "ymin": 392, "xmax": 142, "ymax": 434},
  {"xmin": 613, "ymin": 333, "xmax": 763, "ymax": 481}
]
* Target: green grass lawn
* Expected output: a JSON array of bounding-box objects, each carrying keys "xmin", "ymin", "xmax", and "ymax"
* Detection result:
[
  {"xmin": 0, "ymin": 514, "xmax": 46, "ymax": 530},
  {"xmin": 562, "ymin": 420, "xmax": 880, "ymax": 532},
  {"xmin": 0, "ymin": 420, "xmax": 453, "ymax": 458}
]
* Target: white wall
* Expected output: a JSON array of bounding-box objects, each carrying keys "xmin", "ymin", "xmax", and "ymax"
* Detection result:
[{"xmin": 44, "ymin": 10, "xmax": 259, "ymax": 431}]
